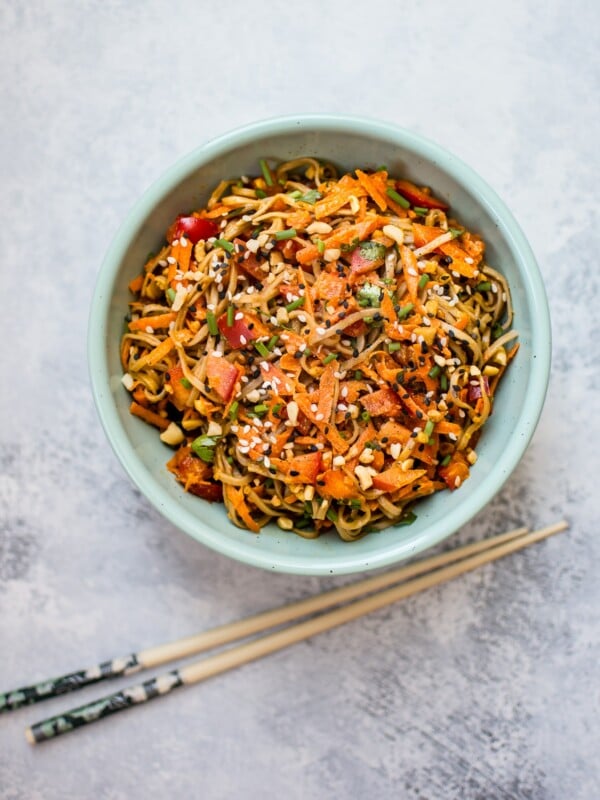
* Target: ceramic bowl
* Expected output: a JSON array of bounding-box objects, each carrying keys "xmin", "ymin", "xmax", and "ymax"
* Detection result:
[{"xmin": 88, "ymin": 115, "xmax": 550, "ymax": 575}]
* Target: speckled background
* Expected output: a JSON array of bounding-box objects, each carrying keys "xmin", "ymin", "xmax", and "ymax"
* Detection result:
[{"xmin": 1, "ymin": 1, "xmax": 598, "ymax": 798}]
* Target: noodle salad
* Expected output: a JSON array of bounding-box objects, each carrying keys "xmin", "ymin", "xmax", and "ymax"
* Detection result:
[{"xmin": 120, "ymin": 158, "xmax": 518, "ymax": 540}]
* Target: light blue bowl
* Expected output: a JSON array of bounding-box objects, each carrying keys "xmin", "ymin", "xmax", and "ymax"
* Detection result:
[{"xmin": 88, "ymin": 115, "xmax": 550, "ymax": 575}]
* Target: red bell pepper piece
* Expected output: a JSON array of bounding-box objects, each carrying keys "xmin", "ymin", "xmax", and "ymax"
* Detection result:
[
  {"xmin": 167, "ymin": 215, "xmax": 219, "ymax": 244},
  {"xmin": 217, "ymin": 312, "xmax": 267, "ymax": 349},
  {"xmin": 350, "ymin": 241, "xmax": 386, "ymax": 275},
  {"xmin": 206, "ymin": 355, "xmax": 240, "ymax": 402},
  {"xmin": 359, "ymin": 388, "xmax": 403, "ymax": 417},
  {"xmin": 468, "ymin": 377, "xmax": 490, "ymax": 403},
  {"xmin": 395, "ymin": 180, "xmax": 448, "ymax": 210}
]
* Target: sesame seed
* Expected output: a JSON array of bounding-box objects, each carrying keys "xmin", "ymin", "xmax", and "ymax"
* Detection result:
[
  {"xmin": 315, "ymin": 413, "xmax": 324, "ymax": 421},
  {"xmin": 239, "ymin": 335, "xmax": 247, "ymax": 345}
]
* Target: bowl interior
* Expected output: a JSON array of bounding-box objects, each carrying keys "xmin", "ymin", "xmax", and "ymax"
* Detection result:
[{"xmin": 90, "ymin": 117, "xmax": 549, "ymax": 574}]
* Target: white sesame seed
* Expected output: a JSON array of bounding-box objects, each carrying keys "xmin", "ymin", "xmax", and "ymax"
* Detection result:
[
  {"xmin": 166, "ymin": 256, "xmax": 176, "ymax": 264},
  {"xmin": 235, "ymin": 312, "xmax": 244, "ymax": 320},
  {"xmin": 315, "ymin": 413, "xmax": 324, "ymax": 421},
  {"xmin": 263, "ymin": 457, "xmax": 271, "ymax": 469},
  {"xmin": 239, "ymin": 335, "xmax": 247, "ymax": 345},
  {"xmin": 464, "ymin": 257, "xmax": 474, "ymax": 264}
]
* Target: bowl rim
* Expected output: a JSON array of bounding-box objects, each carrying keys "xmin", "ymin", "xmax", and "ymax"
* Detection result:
[{"xmin": 88, "ymin": 113, "xmax": 551, "ymax": 575}]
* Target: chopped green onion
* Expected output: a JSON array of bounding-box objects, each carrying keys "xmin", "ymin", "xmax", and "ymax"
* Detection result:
[
  {"xmin": 397, "ymin": 511, "xmax": 417, "ymax": 527},
  {"xmin": 303, "ymin": 501, "xmax": 313, "ymax": 514},
  {"xmin": 413, "ymin": 206, "xmax": 429, "ymax": 216},
  {"xmin": 317, "ymin": 239, "xmax": 325, "ymax": 255},
  {"xmin": 254, "ymin": 341, "xmax": 270, "ymax": 358},
  {"xmin": 298, "ymin": 189, "xmax": 322, "ymax": 204},
  {"xmin": 386, "ymin": 187, "xmax": 410, "ymax": 209},
  {"xmin": 288, "ymin": 190, "xmax": 302, "ymax": 199},
  {"xmin": 191, "ymin": 435, "xmax": 219, "ymax": 463},
  {"xmin": 251, "ymin": 224, "xmax": 264, "ymax": 238},
  {"xmin": 323, "ymin": 353, "xmax": 338, "ymax": 365},
  {"xmin": 275, "ymin": 228, "xmax": 297, "ymax": 241},
  {"xmin": 286, "ymin": 296, "xmax": 305, "ymax": 312},
  {"xmin": 255, "ymin": 188, "xmax": 267, "ymax": 199},
  {"xmin": 226, "ymin": 455, "xmax": 234, "ymax": 465},
  {"xmin": 476, "ymin": 281, "xmax": 492, "ymax": 292},
  {"xmin": 350, "ymin": 499, "xmax": 362, "ymax": 509},
  {"xmin": 440, "ymin": 373, "xmax": 448, "ymax": 391},
  {"xmin": 424, "ymin": 420, "xmax": 434, "ymax": 437},
  {"xmin": 295, "ymin": 517, "xmax": 313, "ymax": 530},
  {"xmin": 267, "ymin": 334, "xmax": 279, "ymax": 350},
  {"xmin": 397, "ymin": 303, "xmax": 414, "ymax": 321},
  {"xmin": 166, "ymin": 287, "xmax": 176, "ymax": 304},
  {"xmin": 272, "ymin": 403, "xmax": 283, "ymax": 416},
  {"xmin": 441, "ymin": 454, "xmax": 452, "ymax": 466},
  {"xmin": 227, "ymin": 305, "xmax": 234, "ymax": 326},
  {"xmin": 259, "ymin": 159, "xmax": 274, "ymax": 187},
  {"xmin": 418, "ymin": 273, "xmax": 430, "ymax": 289},
  {"xmin": 361, "ymin": 410, "xmax": 371, "ymax": 422},
  {"xmin": 450, "ymin": 228, "xmax": 464, "ymax": 238},
  {"xmin": 376, "ymin": 164, "xmax": 388, "ymax": 172},
  {"xmin": 388, "ymin": 342, "xmax": 402, "ymax": 353},
  {"xmin": 428, "ymin": 365, "xmax": 441, "ymax": 378},
  {"xmin": 491, "ymin": 323, "xmax": 504, "ymax": 341},
  {"xmin": 180, "ymin": 377, "xmax": 192, "ymax": 389},
  {"xmin": 354, "ymin": 370, "xmax": 363, "ymax": 380},
  {"xmin": 214, "ymin": 238, "xmax": 234, "ymax": 254},
  {"xmin": 326, "ymin": 508, "xmax": 338, "ymax": 523},
  {"xmin": 254, "ymin": 404, "xmax": 269, "ymax": 415},
  {"xmin": 303, "ymin": 348, "xmax": 311, "ymax": 357},
  {"xmin": 229, "ymin": 401, "xmax": 239, "ymax": 420},
  {"xmin": 206, "ymin": 311, "xmax": 218, "ymax": 336}
]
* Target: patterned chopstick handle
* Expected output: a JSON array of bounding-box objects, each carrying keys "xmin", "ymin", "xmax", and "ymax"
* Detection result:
[
  {"xmin": 0, "ymin": 653, "xmax": 142, "ymax": 713},
  {"xmin": 26, "ymin": 670, "xmax": 184, "ymax": 744}
]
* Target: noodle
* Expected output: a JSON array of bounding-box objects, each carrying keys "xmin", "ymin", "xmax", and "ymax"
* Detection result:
[{"xmin": 120, "ymin": 159, "xmax": 518, "ymax": 539}]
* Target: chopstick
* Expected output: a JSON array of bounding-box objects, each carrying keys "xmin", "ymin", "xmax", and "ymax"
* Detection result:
[
  {"xmin": 23, "ymin": 520, "xmax": 567, "ymax": 744},
  {"xmin": 2, "ymin": 524, "xmax": 529, "ymax": 715}
]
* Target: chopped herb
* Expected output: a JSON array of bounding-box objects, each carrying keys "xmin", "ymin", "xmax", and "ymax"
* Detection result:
[
  {"xmin": 259, "ymin": 159, "xmax": 274, "ymax": 187},
  {"xmin": 298, "ymin": 189, "xmax": 322, "ymax": 204},
  {"xmin": 317, "ymin": 239, "xmax": 325, "ymax": 255},
  {"xmin": 340, "ymin": 237, "xmax": 360, "ymax": 253},
  {"xmin": 191, "ymin": 435, "xmax": 219, "ymax": 463},
  {"xmin": 251, "ymin": 224, "xmax": 264, "ymax": 238},
  {"xmin": 166, "ymin": 287, "xmax": 176, "ymax": 304},
  {"xmin": 326, "ymin": 508, "xmax": 338, "ymax": 523},
  {"xmin": 253, "ymin": 404, "xmax": 269, "ymax": 415},
  {"xmin": 254, "ymin": 341, "xmax": 270, "ymax": 358},
  {"xmin": 275, "ymin": 228, "xmax": 297, "ymax": 241},
  {"xmin": 428, "ymin": 365, "xmax": 441, "ymax": 378},
  {"xmin": 397, "ymin": 511, "xmax": 417, "ymax": 526},
  {"xmin": 357, "ymin": 241, "xmax": 386, "ymax": 262},
  {"xmin": 441, "ymin": 454, "xmax": 452, "ymax": 466},
  {"xmin": 323, "ymin": 353, "xmax": 338, "ymax": 365},
  {"xmin": 180, "ymin": 377, "xmax": 192, "ymax": 389},
  {"xmin": 418, "ymin": 273, "xmax": 430, "ymax": 289},
  {"xmin": 214, "ymin": 238, "xmax": 234, "ymax": 254},
  {"xmin": 227, "ymin": 305, "xmax": 234, "ymax": 326},
  {"xmin": 295, "ymin": 517, "xmax": 313, "ymax": 530},
  {"xmin": 288, "ymin": 190, "xmax": 302, "ymax": 199},
  {"xmin": 491, "ymin": 323, "xmax": 504, "ymax": 341},
  {"xmin": 226, "ymin": 455, "xmax": 234, "ymax": 465},
  {"xmin": 267, "ymin": 334, "xmax": 279, "ymax": 350},
  {"xmin": 229, "ymin": 401, "xmax": 239, "ymax": 420},
  {"xmin": 476, "ymin": 281, "xmax": 492, "ymax": 292},
  {"xmin": 286, "ymin": 296, "xmax": 305, "ymax": 312},
  {"xmin": 440, "ymin": 373, "xmax": 448, "ymax": 391},
  {"xmin": 388, "ymin": 342, "xmax": 402, "ymax": 353},
  {"xmin": 361, "ymin": 410, "xmax": 371, "ymax": 422},
  {"xmin": 413, "ymin": 206, "xmax": 429, "ymax": 216},
  {"xmin": 397, "ymin": 303, "xmax": 414, "ymax": 321},
  {"xmin": 449, "ymin": 228, "xmax": 464, "ymax": 238},
  {"xmin": 354, "ymin": 370, "xmax": 363, "ymax": 380},
  {"xmin": 272, "ymin": 403, "xmax": 283, "ymax": 415},
  {"xmin": 357, "ymin": 282, "xmax": 382, "ymax": 307},
  {"xmin": 386, "ymin": 187, "xmax": 410, "ymax": 209},
  {"xmin": 206, "ymin": 311, "xmax": 218, "ymax": 336},
  {"xmin": 350, "ymin": 499, "xmax": 362, "ymax": 509},
  {"xmin": 424, "ymin": 420, "xmax": 434, "ymax": 437},
  {"xmin": 255, "ymin": 188, "xmax": 267, "ymax": 199}
]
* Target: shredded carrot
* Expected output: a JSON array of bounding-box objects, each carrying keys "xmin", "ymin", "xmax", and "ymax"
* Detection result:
[
  {"xmin": 128, "ymin": 312, "xmax": 177, "ymax": 332},
  {"xmin": 129, "ymin": 401, "xmax": 169, "ymax": 430}
]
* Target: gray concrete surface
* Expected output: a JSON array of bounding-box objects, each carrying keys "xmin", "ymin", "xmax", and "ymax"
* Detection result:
[{"xmin": 0, "ymin": 1, "xmax": 598, "ymax": 797}]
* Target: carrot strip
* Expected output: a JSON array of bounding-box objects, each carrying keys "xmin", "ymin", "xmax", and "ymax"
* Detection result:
[
  {"xmin": 128, "ymin": 312, "xmax": 177, "ymax": 332},
  {"xmin": 128, "ymin": 275, "xmax": 144, "ymax": 294},
  {"xmin": 129, "ymin": 401, "xmax": 169, "ymax": 431},
  {"xmin": 355, "ymin": 170, "xmax": 388, "ymax": 211},
  {"xmin": 129, "ymin": 336, "xmax": 175, "ymax": 370}
]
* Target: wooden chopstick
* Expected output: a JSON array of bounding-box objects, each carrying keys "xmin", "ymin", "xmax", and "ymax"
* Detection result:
[
  {"xmin": 24, "ymin": 521, "xmax": 567, "ymax": 744},
  {"xmin": 2, "ymin": 525, "xmax": 528, "ymax": 715}
]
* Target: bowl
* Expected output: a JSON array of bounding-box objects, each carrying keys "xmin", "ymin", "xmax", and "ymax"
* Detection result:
[{"xmin": 88, "ymin": 115, "xmax": 550, "ymax": 575}]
